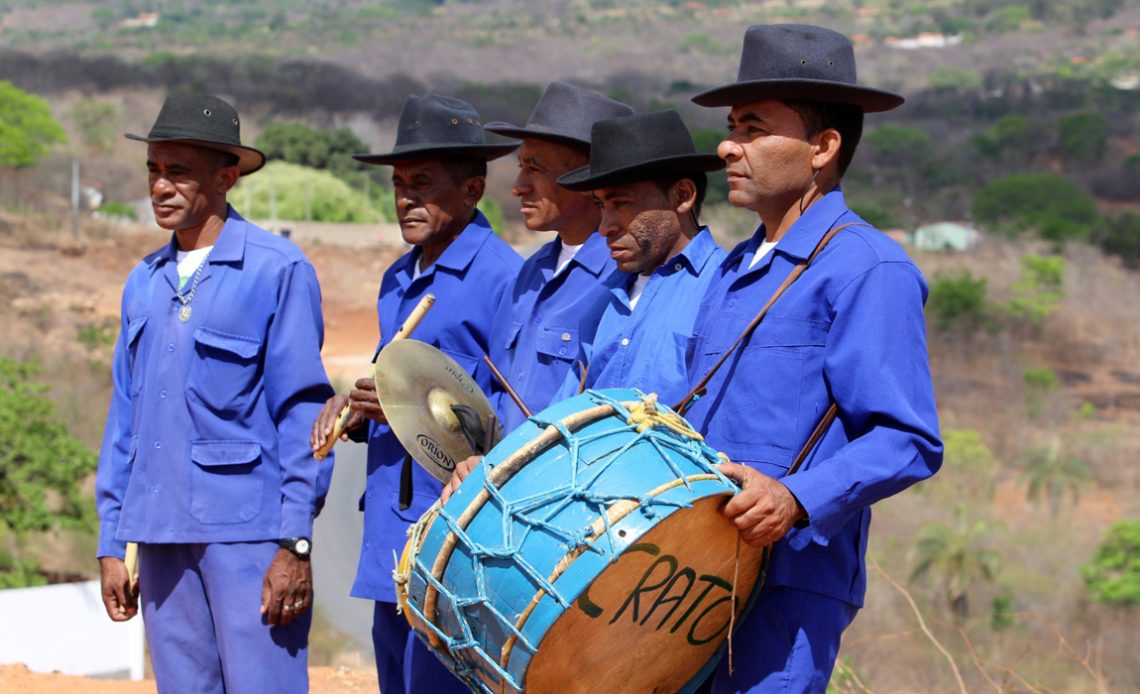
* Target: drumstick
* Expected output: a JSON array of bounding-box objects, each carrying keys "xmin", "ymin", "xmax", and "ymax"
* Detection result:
[
  {"xmin": 123, "ymin": 541, "xmax": 139, "ymax": 600},
  {"xmin": 483, "ymin": 354, "xmax": 533, "ymax": 418},
  {"xmin": 314, "ymin": 293, "xmax": 436, "ymax": 461}
]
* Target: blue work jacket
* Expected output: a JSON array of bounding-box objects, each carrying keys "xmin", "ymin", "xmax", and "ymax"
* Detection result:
[
  {"xmin": 556, "ymin": 227, "xmax": 725, "ymax": 406},
  {"xmin": 685, "ymin": 190, "xmax": 943, "ymax": 607},
  {"xmin": 95, "ymin": 207, "xmax": 335, "ymax": 558},
  {"xmin": 352, "ymin": 212, "xmax": 522, "ymax": 603},
  {"xmin": 487, "ymin": 232, "xmax": 615, "ymax": 434}
]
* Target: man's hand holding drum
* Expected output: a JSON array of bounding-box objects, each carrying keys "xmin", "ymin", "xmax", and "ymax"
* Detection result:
[
  {"xmin": 441, "ymin": 454, "xmax": 481, "ymax": 504},
  {"xmin": 716, "ymin": 462, "xmax": 806, "ymax": 548}
]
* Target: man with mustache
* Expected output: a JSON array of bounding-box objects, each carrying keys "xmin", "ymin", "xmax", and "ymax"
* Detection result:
[
  {"xmin": 96, "ymin": 94, "xmax": 335, "ymax": 693},
  {"xmin": 309, "ymin": 93, "xmax": 521, "ymax": 694},
  {"xmin": 685, "ymin": 24, "xmax": 943, "ymax": 692},
  {"xmin": 553, "ymin": 109, "xmax": 726, "ymax": 405},
  {"xmin": 481, "ymin": 82, "xmax": 632, "ymax": 432}
]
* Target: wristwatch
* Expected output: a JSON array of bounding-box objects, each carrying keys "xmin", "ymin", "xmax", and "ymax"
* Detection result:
[{"xmin": 278, "ymin": 537, "xmax": 312, "ymax": 558}]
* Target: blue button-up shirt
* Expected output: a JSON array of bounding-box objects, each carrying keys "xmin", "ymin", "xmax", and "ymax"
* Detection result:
[
  {"xmin": 95, "ymin": 207, "xmax": 335, "ymax": 558},
  {"xmin": 352, "ymin": 211, "xmax": 522, "ymax": 603},
  {"xmin": 487, "ymin": 232, "xmax": 615, "ymax": 433},
  {"xmin": 685, "ymin": 190, "xmax": 942, "ymax": 607},
  {"xmin": 556, "ymin": 227, "xmax": 724, "ymax": 406}
]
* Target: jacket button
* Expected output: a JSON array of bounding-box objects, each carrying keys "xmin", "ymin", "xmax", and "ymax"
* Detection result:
[
  {"xmin": 561, "ymin": 332, "xmax": 571, "ymax": 342},
  {"xmin": 153, "ymin": 440, "xmax": 162, "ymax": 449},
  {"xmin": 621, "ymin": 338, "xmax": 630, "ymax": 347},
  {"xmin": 674, "ymin": 263, "xmax": 683, "ymax": 271}
]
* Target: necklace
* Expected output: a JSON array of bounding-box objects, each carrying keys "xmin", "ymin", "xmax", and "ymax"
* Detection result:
[{"xmin": 176, "ymin": 249, "xmax": 212, "ymax": 322}]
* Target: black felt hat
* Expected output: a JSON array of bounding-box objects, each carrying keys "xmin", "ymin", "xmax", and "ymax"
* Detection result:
[
  {"xmin": 557, "ymin": 110, "xmax": 724, "ymax": 191},
  {"xmin": 692, "ymin": 24, "xmax": 904, "ymax": 112},
  {"xmin": 353, "ymin": 93, "xmax": 519, "ymax": 165},
  {"xmin": 125, "ymin": 94, "xmax": 266, "ymax": 176},
  {"xmin": 483, "ymin": 81, "xmax": 633, "ymax": 149}
]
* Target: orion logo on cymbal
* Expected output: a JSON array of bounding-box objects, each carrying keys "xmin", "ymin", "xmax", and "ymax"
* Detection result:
[{"xmin": 417, "ymin": 435, "xmax": 456, "ymax": 470}]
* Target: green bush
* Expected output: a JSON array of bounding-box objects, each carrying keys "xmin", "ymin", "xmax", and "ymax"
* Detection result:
[
  {"xmin": 973, "ymin": 173, "xmax": 1097, "ymax": 241},
  {"xmin": 850, "ymin": 203, "xmax": 902, "ymax": 230},
  {"xmin": 0, "ymin": 358, "xmax": 96, "ymax": 587},
  {"xmin": 96, "ymin": 201, "xmax": 137, "ymax": 220},
  {"xmin": 927, "ymin": 269, "xmax": 991, "ymax": 331},
  {"xmin": 1058, "ymin": 112, "xmax": 1109, "ymax": 164},
  {"xmin": 0, "ymin": 81, "xmax": 66, "ymax": 168},
  {"xmin": 1082, "ymin": 520, "xmax": 1140, "ymax": 608},
  {"xmin": 234, "ymin": 161, "xmax": 383, "ymax": 223},
  {"xmin": 1098, "ymin": 211, "xmax": 1140, "ymax": 267}
]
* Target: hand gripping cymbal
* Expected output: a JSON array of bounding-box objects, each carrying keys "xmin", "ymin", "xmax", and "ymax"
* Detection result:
[{"xmin": 374, "ymin": 339, "xmax": 501, "ymax": 482}]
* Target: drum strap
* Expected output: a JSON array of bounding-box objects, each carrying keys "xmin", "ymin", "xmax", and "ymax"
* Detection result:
[
  {"xmin": 674, "ymin": 221, "xmax": 864, "ymax": 417},
  {"xmin": 398, "ymin": 453, "xmax": 413, "ymax": 511}
]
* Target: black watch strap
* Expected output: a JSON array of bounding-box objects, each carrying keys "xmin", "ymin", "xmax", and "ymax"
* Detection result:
[{"xmin": 278, "ymin": 537, "xmax": 311, "ymax": 557}]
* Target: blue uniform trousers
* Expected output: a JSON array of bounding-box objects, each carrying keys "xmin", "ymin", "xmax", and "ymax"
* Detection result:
[
  {"xmin": 707, "ymin": 587, "xmax": 857, "ymax": 694},
  {"xmin": 372, "ymin": 600, "xmax": 469, "ymax": 694},
  {"xmin": 140, "ymin": 542, "xmax": 309, "ymax": 694}
]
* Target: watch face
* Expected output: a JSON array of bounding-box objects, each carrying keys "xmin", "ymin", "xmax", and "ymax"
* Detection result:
[{"xmin": 294, "ymin": 538, "xmax": 311, "ymax": 555}]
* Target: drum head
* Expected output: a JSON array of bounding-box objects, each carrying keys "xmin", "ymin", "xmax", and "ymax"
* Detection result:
[{"xmin": 525, "ymin": 494, "xmax": 765, "ymax": 693}]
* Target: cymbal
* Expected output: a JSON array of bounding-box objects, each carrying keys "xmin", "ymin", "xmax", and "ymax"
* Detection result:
[{"xmin": 374, "ymin": 339, "xmax": 500, "ymax": 482}]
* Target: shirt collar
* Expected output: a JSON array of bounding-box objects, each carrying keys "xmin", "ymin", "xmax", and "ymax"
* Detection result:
[
  {"xmin": 664, "ymin": 226, "xmax": 719, "ymax": 277},
  {"xmin": 773, "ymin": 188, "xmax": 850, "ymax": 261},
  {"xmin": 144, "ymin": 205, "xmax": 247, "ymax": 269},
  {"xmin": 572, "ymin": 231, "xmax": 615, "ymax": 277},
  {"xmin": 410, "ymin": 209, "xmax": 494, "ymax": 277}
]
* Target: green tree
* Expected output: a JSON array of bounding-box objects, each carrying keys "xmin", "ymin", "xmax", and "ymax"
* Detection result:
[
  {"xmin": 1016, "ymin": 433, "xmax": 1092, "ymax": 517},
  {"xmin": 973, "ymin": 173, "xmax": 1097, "ymax": 242},
  {"xmin": 0, "ymin": 81, "xmax": 66, "ymax": 167},
  {"xmin": 254, "ymin": 121, "xmax": 377, "ymax": 187},
  {"xmin": 1082, "ymin": 520, "xmax": 1140, "ymax": 608},
  {"xmin": 0, "ymin": 358, "xmax": 96, "ymax": 587},
  {"xmin": 1098, "ymin": 211, "xmax": 1140, "ymax": 267},
  {"xmin": 923, "ymin": 428, "xmax": 1000, "ymax": 504},
  {"xmin": 1023, "ymin": 366, "xmax": 1059, "ymax": 419},
  {"xmin": 909, "ymin": 509, "xmax": 1002, "ymax": 620},
  {"xmin": 1005, "ymin": 254, "xmax": 1064, "ymax": 325},
  {"xmin": 234, "ymin": 161, "xmax": 383, "ymax": 223},
  {"xmin": 1058, "ymin": 112, "xmax": 1109, "ymax": 165}
]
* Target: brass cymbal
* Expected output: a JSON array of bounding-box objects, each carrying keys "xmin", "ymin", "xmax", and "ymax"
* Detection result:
[{"xmin": 374, "ymin": 339, "xmax": 500, "ymax": 482}]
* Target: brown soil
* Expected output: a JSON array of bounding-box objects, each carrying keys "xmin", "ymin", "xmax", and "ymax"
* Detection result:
[{"xmin": 0, "ymin": 663, "xmax": 378, "ymax": 693}]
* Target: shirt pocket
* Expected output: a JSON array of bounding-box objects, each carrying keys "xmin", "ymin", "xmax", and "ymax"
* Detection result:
[
  {"xmin": 534, "ymin": 325, "xmax": 579, "ymax": 363},
  {"xmin": 189, "ymin": 440, "xmax": 264, "ymax": 524},
  {"xmin": 704, "ymin": 317, "xmax": 828, "ymax": 464},
  {"xmin": 188, "ymin": 326, "xmax": 263, "ymax": 413},
  {"xmin": 125, "ymin": 316, "xmax": 148, "ymax": 396},
  {"xmin": 502, "ymin": 321, "xmax": 522, "ymax": 351}
]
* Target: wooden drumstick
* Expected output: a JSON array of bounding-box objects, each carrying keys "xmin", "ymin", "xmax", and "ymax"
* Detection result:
[
  {"xmin": 123, "ymin": 541, "xmax": 139, "ymax": 600},
  {"xmin": 314, "ymin": 293, "xmax": 436, "ymax": 461}
]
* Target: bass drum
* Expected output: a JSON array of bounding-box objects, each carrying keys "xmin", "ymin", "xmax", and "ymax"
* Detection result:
[{"xmin": 396, "ymin": 388, "xmax": 767, "ymax": 693}]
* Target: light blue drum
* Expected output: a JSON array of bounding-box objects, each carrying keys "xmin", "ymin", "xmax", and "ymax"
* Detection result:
[{"xmin": 395, "ymin": 389, "xmax": 767, "ymax": 693}]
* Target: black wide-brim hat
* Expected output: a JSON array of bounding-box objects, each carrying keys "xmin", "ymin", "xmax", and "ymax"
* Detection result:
[
  {"xmin": 483, "ymin": 81, "xmax": 633, "ymax": 149},
  {"xmin": 354, "ymin": 93, "xmax": 519, "ymax": 166},
  {"xmin": 125, "ymin": 94, "xmax": 266, "ymax": 176},
  {"xmin": 558, "ymin": 110, "xmax": 724, "ymax": 191},
  {"xmin": 692, "ymin": 24, "xmax": 904, "ymax": 113}
]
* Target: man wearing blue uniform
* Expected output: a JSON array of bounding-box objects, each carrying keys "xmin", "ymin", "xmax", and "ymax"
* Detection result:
[
  {"xmin": 96, "ymin": 94, "xmax": 334, "ymax": 694},
  {"xmin": 684, "ymin": 25, "xmax": 943, "ymax": 692},
  {"xmin": 309, "ymin": 94, "xmax": 522, "ymax": 694},
  {"xmin": 553, "ymin": 109, "xmax": 726, "ymax": 405},
  {"xmin": 482, "ymin": 82, "xmax": 632, "ymax": 432}
]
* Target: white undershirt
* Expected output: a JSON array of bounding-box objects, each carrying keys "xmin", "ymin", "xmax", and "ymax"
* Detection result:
[
  {"xmin": 175, "ymin": 246, "xmax": 213, "ymax": 289},
  {"xmin": 412, "ymin": 257, "xmax": 426, "ymax": 282},
  {"xmin": 554, "ymin": 241, "xmax": 583, "ymax": 276},
  {"xmin": 628, "ymin": 274, "xmax": 650, "ymax": 310},
  {"xmin": 748, "ymin": 239, "xmax": 779, "ymax": 270}
]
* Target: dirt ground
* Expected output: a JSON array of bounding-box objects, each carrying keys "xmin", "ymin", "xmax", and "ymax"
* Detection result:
[{"xmin": 0, "ymin": 663, "xmax": 378, "ymax": 693}]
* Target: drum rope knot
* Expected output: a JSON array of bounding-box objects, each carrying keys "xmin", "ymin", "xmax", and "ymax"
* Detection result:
[{"xmin": 626, "ymin": 393, "xmax": 705, "ymax": 441}]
